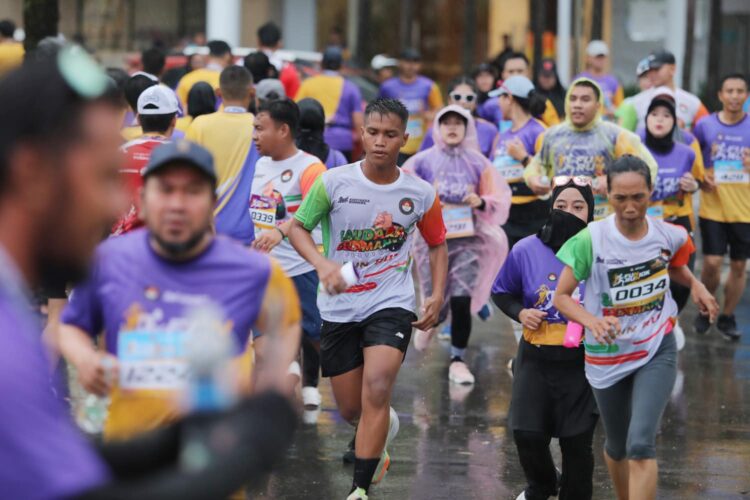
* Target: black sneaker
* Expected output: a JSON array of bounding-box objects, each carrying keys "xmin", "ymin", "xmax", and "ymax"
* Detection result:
[
  {"xmin": 717, "ymin": 314, "xmax": 741, "ymax": 341},
  {"xmin": 342, "ymin": 434, "xmax": 356, "ymax": 464},
  {"xmin": 694, "ymin": 313, "xmax": 711, "ymax": 335}
]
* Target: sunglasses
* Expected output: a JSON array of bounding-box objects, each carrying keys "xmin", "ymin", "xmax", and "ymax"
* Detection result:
[
  {"xmin": 450, "ymin": 93, "xmax": 476, "ymax": 103},
  {"xmin": 553, "ymin": 175, "xmax": 592, "ymax": 188},
  {"xmin": 57, "ymin": 45, "xmax": 110, "ymax": 99}
]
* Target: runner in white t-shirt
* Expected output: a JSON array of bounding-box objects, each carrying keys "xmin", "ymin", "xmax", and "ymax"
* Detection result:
[
  {"xmin": 553, "ymin": 156, "xmax": 717, "ymax": 500},
  {"xmin": 290, "ymin": 98, "xmax": 448, "ymax": 500},
  {"xmin": 250, "ymin": 99, "xmax": 327, "ymax": 411}
]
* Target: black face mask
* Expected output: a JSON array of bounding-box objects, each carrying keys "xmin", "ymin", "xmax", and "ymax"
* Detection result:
[{"xmin": 538, "ymin": 209, "xmax": 588, "ymax": 252}]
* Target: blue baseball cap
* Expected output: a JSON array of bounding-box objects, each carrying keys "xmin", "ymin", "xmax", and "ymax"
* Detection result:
[
  {"xmin": 489, "ymin": 75, "xmax": 535, "ymax": 98},
  {"xmin": 143, "ymin": 140, "xmax": 216, "ymax": 183}
]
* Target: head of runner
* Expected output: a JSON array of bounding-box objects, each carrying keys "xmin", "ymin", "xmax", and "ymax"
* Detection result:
[
  {"xmin": 501, "ymin": 52, "xmax": 530, "ymax": 80},
  {"xmin": 217, "ymin": 65, "xmax": 253, "ymax": 109},
  {"xmin": 253, "ymin": 98, "xmax": 299, "ymax": 159},
  {"xmin": 361, "ymin": 98, "xmax": 409, "ymax": 170},
  {"xmin": 647, "ymin": 50, "xmax": 676, "ymax": 88},
  {"xmin": 447, "ymin": 77, "xmax": 479, "ymax": 113},
  {"xmin": 497, "ymin": 75, "xmax": 546, "ymax": 121},
  {"xmin": 438, "ymin": 108, "xmax": 468, "ymax": 147},
  {"xmin": 566, "ymin": 78, "xmax": 603, "ymax": 129},
  {"xmin": 0, "ymin": 45, "xmax": 123, "ymax": 286},
  {"xmin": 718, "ymin": 73, "xmax": 748, "ymax": 116},
  {"xmin": 538, "ymin": 177, "xmax": 594, "ymax": 251},
  {"xmin": 606, "ymin": 155, "xmax": 653, "ymax": 225},
  {"xmin": 206, "ymin": 39, "xmax": 233, "ymax": 68},
  {"xmin": 398, "ymin": 47, "xmax": 422, "ymax": 81},
  {"xmin": 296, "ymin": 97, "xmax": 329, "ymax": 163},
  {"xmin": 140, "ymin": 141, "xmax": 217, "ymax": 259},
  {"xmin": 137, "ymin": 85, "xmax": 178, "ymax": 136},
  {"xmin": 187, "ymin": 81, "xmax": 217, "ymax": 118},
  {"xmin": 645, "ymin": 93, "xmax": 676, "ymax": 153}
]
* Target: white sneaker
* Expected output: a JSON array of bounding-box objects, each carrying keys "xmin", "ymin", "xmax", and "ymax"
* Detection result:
[
  {"xmin": 386, "ymin": 406, "xmax": 400, "ymax": 445},
  {"xmin": 449, "ymin": 360, "xmax": 475, "ymax": 385},
  {"xmin": 515, "ymin": 491, "xmax": 527, "ymax": 500},
  {"xmin": 673, "ymin": 323, "xmax": 686, "ymax": 351},
  {"xmin": 413, "ymin": 328, "xmax": 434, "ymax": 351},
  {"xmin": 302, "ymin": 386, "xmax": 321, "ymax": 408},
  {"xmin": 347, "ymin": 487, "xmax": 368, "ymax": 500}
]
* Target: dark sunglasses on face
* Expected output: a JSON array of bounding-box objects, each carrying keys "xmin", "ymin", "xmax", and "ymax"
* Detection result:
[{"xmin": 450, "ymin": 93, "xmax": 476, "ymax": 103}]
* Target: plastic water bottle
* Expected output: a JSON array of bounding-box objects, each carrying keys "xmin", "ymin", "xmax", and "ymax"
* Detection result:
[
  {"xmin": 180, "ymin": 303, "xmax": 236, "ymax": 472},
  {"xmin": 563, "ymin": 299, "xmax": 584, "ymax": 348},
  {"xmin": 319, "ymin": 261, "xmax": 360, "ymax": 296}
]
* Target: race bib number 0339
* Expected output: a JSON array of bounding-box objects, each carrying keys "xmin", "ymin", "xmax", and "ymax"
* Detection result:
[
  {"xmin": 118, "ymin": 330, "xmax": 188, "ymax": 391},
  {"xmin": 249, "ymin": 194, "xmax": 277, "ymax": 231}
]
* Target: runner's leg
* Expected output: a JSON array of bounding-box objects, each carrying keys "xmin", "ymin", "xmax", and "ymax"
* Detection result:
[
  {"xmin": 558, "ymin": 427, "xmax": 595, "ymax": 500},
  {"xmin": 592, "ymin": 376, "xmax": 633, "ymax": 500},
  {"xmin": 513, "ymin": 430, "xmax": 558, "ymax": 499},
  {"xmin": 723, "ymin": 259, "xmax": 747, "ymax": 316}
]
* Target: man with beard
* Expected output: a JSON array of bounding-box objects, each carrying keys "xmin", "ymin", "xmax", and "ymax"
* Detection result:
[{"xmin": 0, "ymin": 46, "xmax": 299, "ymax": 499}]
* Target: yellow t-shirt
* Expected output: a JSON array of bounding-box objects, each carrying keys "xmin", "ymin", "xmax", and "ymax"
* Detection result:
[
  {"xmin": 0, "ymin": 42, "xmax": 24, "ymax": 77},
  {"xmin": 176, "ymin": 68, "xmax": 221, "ymax": 109}
]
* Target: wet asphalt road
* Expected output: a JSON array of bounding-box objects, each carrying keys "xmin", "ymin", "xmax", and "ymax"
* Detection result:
[{"xmin": 257, "ymin": 273, "xmax": 750, "ymax": 500}]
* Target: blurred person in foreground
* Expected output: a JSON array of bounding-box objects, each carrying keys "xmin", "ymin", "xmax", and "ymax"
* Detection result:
[{"xmin": 0, "ymin": 45, "xmax": 298, "ymax": 500}]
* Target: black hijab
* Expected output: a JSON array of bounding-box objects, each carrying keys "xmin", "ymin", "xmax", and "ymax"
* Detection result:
[
  {"xmin": 538, "ymin": 181, "xmax": 595, "ymax": 252},
  {"xmin": 296, "ymin": 98, "xmax": 330, "ymax": 163},
  {"xmin": 645, "ymin": 95, "xmax": 677, "ymax": 154}
]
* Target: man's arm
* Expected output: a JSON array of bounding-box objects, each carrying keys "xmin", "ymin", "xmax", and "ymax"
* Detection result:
[
  {"xmin": 412, "ymin": 194, "xmax": 448, "ymax": 330},
  {"xmin": 59, "ymin": 324, "xmax": 118, "ymax": 397}
]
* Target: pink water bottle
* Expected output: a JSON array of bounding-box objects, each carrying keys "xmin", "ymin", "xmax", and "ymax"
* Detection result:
[{"xmin": 563, "ymin": 298, "xmax": 584, "ymax": 348}]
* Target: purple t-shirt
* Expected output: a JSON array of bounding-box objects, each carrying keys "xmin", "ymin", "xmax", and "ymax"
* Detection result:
[
  {"xmin": 419, "ymin": 117, "xmax": 498, "ymax": 159},
  {"xmin": 0, "ymin": 286, "xmax": 109, "ymax": 497},
  {"xmin": 62, "ymin": 230, "xmax": 271, "ymax": 356},
  {"xmin": 492, "ymin": 234, "xmax": 584, "ymax": 324},
  {"xmin": 575, "ymin": 71, "xmax": 621, "ymax": 108},
  {"xmin": 324, "ymin": 75, "xmax": 363, "ymax": 153},
  {"xmin": 478, "ymin": 98, "xmax": 503, "ymax": 129},
  {"xmin": 325, "ymin": 148, "xmax": 349, "ymax": 169},
  {"xmin": 491, "ymin": 118, "xmax": 545, "ymax": 198},
  {"xmin": 636, "ymin": 129, "xmax": 697, "ymax": 202}
]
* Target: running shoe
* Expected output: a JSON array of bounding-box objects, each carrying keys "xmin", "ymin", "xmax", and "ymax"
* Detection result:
[
  {"xmin": 347, "ymin": 487, "xmax": 368, "ymax": 500},
  {"xmin": 515, "ymin": 492, "xmax": 527, "ymax": 500},
  {"xmin": 437, "ymin": 324, "xmax": 452, "ymax": 341},
  {"xmin": 506, "ymin": 357, "xmax": 515, "ymax": 378},
  {"xmin": 302, "ymin": 386, "xmax": 322, "ymax": 408},
  {"xmin": 413, "ymin": 327, "xmax": 435, "ymax": 351},
  {"xmin": 372, "ymin": 407, "xmax": 399, "ymax": 485},
  {"xmin": 673, "ymin": 323, "xmax": 686, "ymax": 351},
  {"xmin": 478, "ymin": 303, "xmax": 493, "ymax": 321},
  {"xmin": 449, "ymin": 358, "xmax": 475, "ymax": 385},
  {"xmin": 717, "ymin": 314, "xmax": 741, "ymax": 341},
  {"xmin": 342, "ymin": 434, "xmax": 356, "ymax": 464},
  {"xmin": 694, "ymin": 313, "xmax": 711, "ymax": 335}
]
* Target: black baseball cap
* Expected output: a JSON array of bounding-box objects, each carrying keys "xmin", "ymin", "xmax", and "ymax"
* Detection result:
[
  {"xmin": 322, "ymin": 46, "xmax": 343, "ymax": 68},
  {"xmin": 143, "ymin": 140, "xmax": 217, "ymax": 183},
  {"xmin": 400, "ymin": 47, "xmax": 422, "ymax": 61},
  {"xmin": 647, "ymin": 50, "xmax": 676, "ymax": 70}
]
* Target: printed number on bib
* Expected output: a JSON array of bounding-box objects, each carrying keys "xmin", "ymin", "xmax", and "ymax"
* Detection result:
[
  {"xmin": 250, "ymin": 194, "xmax": 277, "ymax": 230},
  {"xmin": 442, "ymin": 204, "xmax": 475, "ymax": 239},
  {"xmin": 118, "ymin": 330, "xmax": 188, "ymax": 390},
  {"xmin": 607, "ymin": 258, "xmax": 669, "ymax": 313},
  {"xmin": 406, "ymin": 118, "xmax": 424, "ymax": 139},
  {"xmin": 493, "ymin": 155, "xmax": 524, "ymax": 181},
  {"xmin": 714, "ymin": 160, "xmax": 750, "ymax": 185},
  {"xmin": 593, "ymin": 195, "xmax": 612, "ymax": 221}
]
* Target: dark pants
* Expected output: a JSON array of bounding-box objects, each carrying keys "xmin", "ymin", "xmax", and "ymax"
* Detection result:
[
  {"xmin": 450, "ymin": 296, "xmax": 472, "ymax": 350},
  {"xmin": 514, "ymin": 427, "xmax": 595, "ymax": 500}
]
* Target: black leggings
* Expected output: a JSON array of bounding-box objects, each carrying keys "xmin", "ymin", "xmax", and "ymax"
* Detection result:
[
  {"xmin": 302, "ymin": 336, "xmax": 320, "ymax": 388},
  {"xmin": 513, "ymin": 427, "xmax": 595, "ymax": 500},
  {"xmin": 450, "ymin": 296, "xmax": 472, "ymax": 349}
]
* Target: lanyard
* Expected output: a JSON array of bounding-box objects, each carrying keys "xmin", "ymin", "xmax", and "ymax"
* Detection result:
[{"xmin": 224, "ymin": 106, "xmax": 248, "ymax": 114}]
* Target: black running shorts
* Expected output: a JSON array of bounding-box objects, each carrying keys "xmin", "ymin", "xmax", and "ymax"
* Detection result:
[
  {"xmin": 320, "ymin": 307, "xmax": 416, "ymax": 377},
  {"xmin": 699, "ymin": 217, "xmax": 750, "ymax": 260}
]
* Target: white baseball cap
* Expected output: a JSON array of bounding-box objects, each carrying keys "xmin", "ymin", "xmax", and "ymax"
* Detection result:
[
  {"xmin": 488, "ymin": 75, "xmax": 535, "ymax": 98},
  {"xmin": 137, "ymin": 85, "xmax": 179, "ymax": 115},
  {"xmin": 586, "ymin": 40, "xmax": 609, "ymax": 57},
  {"xmin": 371, "ymin": 54, "xmax": 398, "ymax": 71}
]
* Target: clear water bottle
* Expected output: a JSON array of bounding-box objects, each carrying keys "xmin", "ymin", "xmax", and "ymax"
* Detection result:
[{"xmin": 180, "ymin": 303, "xmax": 236, "ymax": 472}]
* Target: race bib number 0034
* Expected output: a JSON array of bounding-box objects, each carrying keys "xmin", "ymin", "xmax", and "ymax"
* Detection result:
[
  {"xmin": 118, "ymin": 330, "xmax": 188, "ymax": 391},
  {"xmin": 607, "ymin": 258, "xmax": 669, "ymax": 313}
]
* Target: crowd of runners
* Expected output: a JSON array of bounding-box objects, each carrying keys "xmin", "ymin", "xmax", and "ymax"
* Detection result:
[{"xmin": 0, "ymin": 16, "xmax": 748, "ymax": 500}]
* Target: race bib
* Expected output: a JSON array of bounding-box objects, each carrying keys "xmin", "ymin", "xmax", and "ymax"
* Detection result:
[
  {"xmin": 714, "ymin": 160, "xmax": 750, "ymax": 184},
  {"xmin": 606, "ymin": 258, "xmax": 669, "ymax": 314},
  {"xmin": 593, "ymin": 195, "xmax": 612, "ymax": 221},
  {"xmin": 442, "ymin": 204, "xmax": 475, "ymax": 239},
  {"xmin": 492, "ymin": 155, "xmax": 524, "ymax": 181},
  {"xmin": 406, "ymin": 118, "xmax": 424, "ymax": 139},
  {"xmin": 646, "ymin": 204, "xmax": 664, "ymax": 219},
  {"xmin": 249, "ymin": 194, "xmax": 277, "ymax": 230},
  {"xmin": 118, "ymin": 330, "xmax": 188, "ymax": 391}
]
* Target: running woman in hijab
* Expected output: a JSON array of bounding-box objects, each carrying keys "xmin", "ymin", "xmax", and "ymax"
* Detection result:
[
  {"xmin": 554, "ymin": 156, "xmax": 718, "ymax": 500},
  {"xmin": 419, "ymin": 77, "xmax": 498, "ymax": 159},
  {"xmin": 297, "ymin": 97, "xmax": 348, "ymax": 169},
  {"xmin": 490, "ymin": 75, "xmax": 548, "ymax": 248},
  {"xmin": 405, "ymin": 105, "xmax": 511, "ymax": 384},
  {"xmin": 492, "ymin": 176, "xmax": 598, "ymax": 500},
  {"xmin": 640, "ymin": 92, "xmax": 706, "ymax": 349}
]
